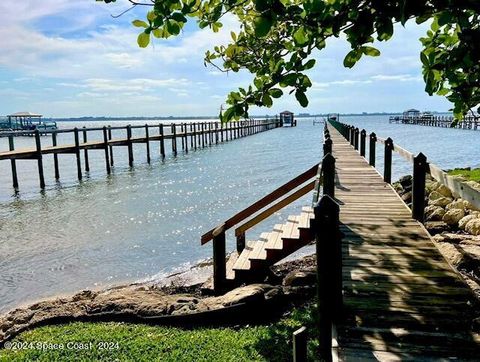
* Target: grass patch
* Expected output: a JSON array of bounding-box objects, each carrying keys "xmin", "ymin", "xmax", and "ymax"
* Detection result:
[
  {"xmin": 447, "ymin": 168, "xmax": 480, "ymax": 182},
  {"xmin": 0, "ymin": 304, "xmax": 320, "ymax": 361}
]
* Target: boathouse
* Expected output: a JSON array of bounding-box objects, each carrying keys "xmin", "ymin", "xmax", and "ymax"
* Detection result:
[
  {"xmin": 279, "ymin": 111, "xmax": 296, "ymax": 127},
  {"xmin": 403, "ymin": 108, "xmax": 420, "ymax": 119}
]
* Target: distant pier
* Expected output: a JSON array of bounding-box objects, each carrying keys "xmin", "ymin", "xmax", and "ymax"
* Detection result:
[
  {"xmin": 0, "ymin": 119, "xmax": 280, "ymax": 191},
  {"xmin": 389, "ymin": 114, "xmax": 479, "ymax": 130}
]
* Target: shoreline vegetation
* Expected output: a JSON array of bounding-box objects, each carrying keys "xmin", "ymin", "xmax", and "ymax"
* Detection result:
[{"xmin": 1, "ymin": 168, "xmax": 480, "ymax": 360}]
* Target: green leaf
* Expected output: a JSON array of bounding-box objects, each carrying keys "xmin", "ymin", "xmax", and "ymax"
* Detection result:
[
  {"xmin": 171, "ymin": 13, "xmax": 187, "ymax": 23},
  {"xmin": 262, "ymin": 93, "xmax": 273, "ymax": 107},
  {"xmin": 343, "ymin": 49, "xmax": 362, "ymax": 68},
  {"xmin": 295, "ymin": 90, "xmax": 308, "ymax": 107},
  {"xmin": 361, "ymin": 46, "xmax": 380, "ymax": 57},
  {"xmin": 293, "ymin": 27, "xmax": 309, "ymax": 46},
  {"xmin": 269, "ymin": 88, "xmax": 283, "ymax": 98},
  {"xmin": 137, "ymin": 32, "xmax": 150, "ymax": 48},
  {"xmin": 254, "ymin": 16, "xmax": 273, "ymax": 38},
  {"xmin": 166, "ymin": 20, "xmax": 181, "ymax": 36},
  {"xmin": 303, "ymin": 59, "xmax": 316, "ymax": 70},
  {"xmin": 132, "ymin": 20, "xmax": 148, "ymax": 28}
]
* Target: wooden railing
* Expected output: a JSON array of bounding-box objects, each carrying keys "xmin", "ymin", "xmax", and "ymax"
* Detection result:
[
  {"xmin": 389, "ymin": 114, "xmax": 479, "ymax": 131},
  {"xmin": 202, "ymin": 124, "xmax": 340, "ymax": 293},
  {"xmin": 329, "ymin": 119, "xmax": 480, "ymax": 221}
]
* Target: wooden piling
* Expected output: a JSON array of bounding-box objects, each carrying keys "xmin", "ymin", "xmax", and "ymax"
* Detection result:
[
  {"xmin": 73, "ymin": 128, "xmax": 82, "ymax": 181},
  {"xmin": 172, "ymin": 124, "xmax": 178, "ymax": 156},
  {"xmin": 108, "ymin": 126, "xmax": 114, "ymax": 166},
  {"xmin": 82, "ymin": 127, "xmax": 90, "ymax": 172},
  {"xmin": 201, "ymin": 123, "xmax": 205, "ymax": 148},
  {"xmin": 102, "ymin": 126, "xmax": 111, "ymax": 174},
  {"xmin": 159, "ymin": 124, "xmax": 165, "ymax": 159},
  {"xmin": 412, "ymin": 153, "xmax": 427, "ymax": 222},
  {"xmin": 293, "ymin": 327, "xmax": 308, "ymax": 362},
  {"xmin": 322, "ymin": 153, "xmax": 336, "ymax": 198},
  {"xmin": 127, "ymin": 125, "xmax": 134, "ymax": 167},
  {"xmin": 8, "ymin": 135, "xmax": 18, "ymax": 189},
  {"xmin": 360, "ymin": 129, "xmax": 366, "ymax": 156},
  {"xmin": 369, "ymin": 132, "xmax": 376, "ymax": 167},
  {"xmin": 184, "ymin": 123, "xmax": 189, "ymax": 154},
  {"xmin": 52, "ymin": 132, "xmax": 60, "ymax": 179},
  {"xmin": 180, "ymin": 123, "xmax": 185, "ymax": 151},
  {"xmin": 384, "ymin": 137, "xmax": 393, "ymax": 184},
  {"xmin": 193, "ymin": 123, "xmax": 198, "ymax": 150},
  {"xmin": 145, "ymin": 124, "xmax": 151, "ymax": 164}
]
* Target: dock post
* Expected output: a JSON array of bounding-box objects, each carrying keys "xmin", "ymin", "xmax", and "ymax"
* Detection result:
[
  {"xmin": 193, "ymin": 123, "xmax": 198, "ymax": 150},
  {"xmin": 172, "ymin": 124, "xmax": 178, "ymax": 156},
  {"xmin": 145, "ymin": 124, "xmax": 151, "ymax": 164},
  {"xmin": 73, "ymin": 128, "xmax": 82, "ymax": 181},
  {"xmin": 52, "ymin": 132, "xmax": 60, "ymax": 179},
  {"xmin": 221, "ymin": 122, "xmax": 224, "ymax": 142},
  {"xmin": 215, "ymin": 122, "xmax": 219, "ymax": 144},
  {"xmin": 190, "ymin": 123, "xmax": 194, "ymax": 148},
  {"xmin": 384, "ymin": 137, "xmax": 393, "ymax": 184},
  {"xmin": 323, "ymin": 138, "xmax": 333, "ymax": 156},
  {"xmin": 127, "ymin": 125, "xmax": 134, "ymax": 167},
  {"xmin": 82, "ymin": 127, "xmax": 90, "ymax": 172},
  {"xmin": 180, "ymin": 123, "xmax": 185, "ymax": 151},
  {"xmin": 236, "ymin": 233, "xmax": 246, "ymax": 253},
  {"xmin": 354, "ymin": 128, "xmax": 359, "ymax": 150},
  {"xmin": 412, "ymin": 153, "xmax": 427, "ymax": 222},
  {"xmin": 314, "ymin": 195, "xmax": 340, "ymax": 361},
  {"xmin": 293, "ymin": 327, "xmax": 307, "ymax": 362},
  {"xmin": 369, "ymin": 132, "xmax": 376, "ymax": 167},
  {"xmin": 35, "ymin": 130, "xmax": 46, "ymax": 189},
  {"xmin": 322, "ymin": 153, "xmax": 336, "ymax": 198},
  {"xmin": 108, "ymin": 126, "xmax": 114, "ymax": 166},
  {"xmin": 102, "ymin": 126, "xmax": 111, "ymax": 174},
  {"xmin": 8, "ymin": 135, "xmax": 19, "ymax": 189},
  {"xmin": 159, "ymin": 124, "xmax": 166, "ymax": 159},
  {"xmin": 360, "ymin": 129, "xmax": 366, "ymax": 156},
  {"xmin": 212, "ymin": 224, "xmax": 227, "ymax": 294},
  {"xmin": 349, "ymin": 127, "xmax": 354, "ymax": 146},
  {"xmin": 208, "ymin": 122, "xmax": 212, "ymax": 146},
  {"xmin": 201, "ymin": 123, "xmax": 205, "ymax": 148},
  {"xmin": 184, "ymin": 123, "xmax": 189, "ymax": 154}
]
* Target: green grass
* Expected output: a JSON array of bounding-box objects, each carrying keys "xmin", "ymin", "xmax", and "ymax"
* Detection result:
[
  {"xmin": 0, "ymin": 304, "xmax": 320, "ymax": 362},
  {"xmin": 447, "ymin": 168, "xmax": 480, "ymax": 182}
]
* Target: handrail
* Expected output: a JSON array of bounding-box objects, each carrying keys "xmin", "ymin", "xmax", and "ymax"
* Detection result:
[
  {"xmin": 329, "ymin": 118, "xmax": 480, "ymax": 212},
  {"xmin": 235, "ymin": 180, "xmax": 316, "ymax": 237},
  {"xmin": 201, "ymin": 163, "xmax": 320, "ymax": 244}
]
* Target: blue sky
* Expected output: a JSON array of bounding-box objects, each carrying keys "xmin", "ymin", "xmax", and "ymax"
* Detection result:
[{"xmin": 0, "ymin": 0, "xmax": 452, "ymax": 117}]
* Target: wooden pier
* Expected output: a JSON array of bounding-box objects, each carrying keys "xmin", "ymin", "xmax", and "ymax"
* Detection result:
[
  {"xmin": 389, "ymin": 114, "xmax": 480, "ymax": 130},
  {"xmin": 0, "ymin": 119, "xmax": 280, "ymax": 191},
  {"xmin": 202, "ymin": 120, "xmax": 480, "ymax": 360}
]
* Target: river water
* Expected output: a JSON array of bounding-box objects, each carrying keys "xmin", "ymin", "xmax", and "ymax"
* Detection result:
[{"xmin": 0, "ymin": 115, "xmax": 478, "ymax": 313}]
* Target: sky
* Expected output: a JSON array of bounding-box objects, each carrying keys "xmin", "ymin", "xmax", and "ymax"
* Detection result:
[{"xmin": 0, "ymin": 0, "xmax": 452, "ymax": 117}]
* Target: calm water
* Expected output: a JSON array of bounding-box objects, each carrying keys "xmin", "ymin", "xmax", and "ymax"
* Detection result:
[{"xmin": 0, "ymin": 116, "xmax": 478, "ymax": 313}]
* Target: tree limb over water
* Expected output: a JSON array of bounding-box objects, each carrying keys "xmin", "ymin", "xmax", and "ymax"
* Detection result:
[{"xmin": 97, "ymin": 0, "xmax": 480, "ymax": 121}]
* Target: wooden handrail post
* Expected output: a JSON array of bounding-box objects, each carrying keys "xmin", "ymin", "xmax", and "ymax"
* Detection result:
[
  {"xmin": 322, "ymin": 153, "xmax": 336, "ymax": 198},
  {"xmin": 323, "ymin": 138, "xmax": 333, "ymax": 156},
  {"xmin": 384, "ymin": 137, "xmax": 393, "ymax": 184},
  {"xmin": 236, "ymin": 233, "xmax": 246, "ymax": 253},
  {"xmin": 349, "ymin": 127, "xmax": 355, "ymax": 146},
  {"xmin": 360, "ymin": 129, "xmax": 366, "ymax": 156},
  {"xmin": 212, "ymin": 225, "xmax": 227, "ymax": 293},
  {"xmin": 82, "ymin": 127, "xmax": 89, "ymax": 172},
  {"xmin": 52, "ymin": 132, "xmax": 60, "ymax": 180},
  {"xmin": 412, "ymin": 152, "xmax": 427, "ymax": 222},
  {"xmin": 9, "ymin": 135, "xmax": 19, "ymax": 189},
  {"xmin": 369, "ymin": 132, "xmax": 376, "ymax": 167},
  {"xmin": 354, "ymin": 128, "xmax": 359, "ymax": 150},
  {"xmin": 293, "ymin": 327, "xmax": 308, "ymax": 362},
  {"xmin": 126, "ymin": 125, "xmax": 134, "ymax": 167},
  {"xmin": 102, "ymin": 126, "xmax": 111, "ymax": 174},
  {"xmin": 314, "ymin": 195, "xmax": 340, "ymax": 361},
  {"xmin": 73, "ymin": 128, "xmax": 82, "ymax": 181}
]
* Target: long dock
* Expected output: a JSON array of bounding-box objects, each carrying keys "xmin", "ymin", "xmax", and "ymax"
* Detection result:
[
  {"xmin": 201, "ymin": 119, "xmax": 480, "ymax": 360},
  {"xmin": 389, "ymin": 114, "xmax": 479, "ymax": 130},
  {"xmin": 0, "ymin": 119, "xmax": 280, "ymax": 190},
  {"xmin": 327, "ymin": 124, "xmax": 480, "ymax": 360}
]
